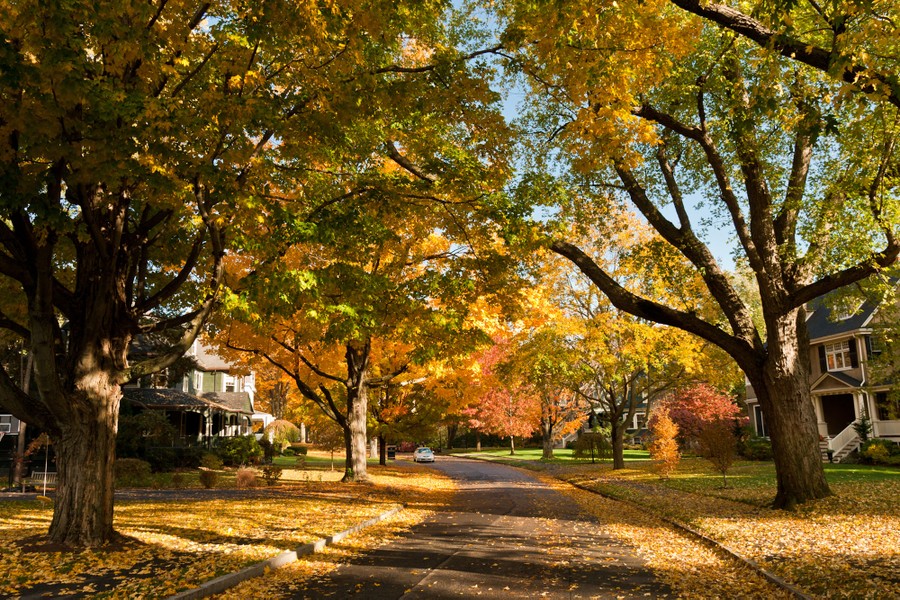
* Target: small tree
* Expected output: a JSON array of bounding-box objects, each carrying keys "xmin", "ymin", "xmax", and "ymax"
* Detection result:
[
  {"xmin": 572, "ymin": 427, "xmax": 612, "ymax": 464},
  {"xmin": 649, "ymin": 410, "xmax": 680, "ymax": 480},
  {"xmin": 264, "ymin": 419, "xmax": 302, "ymax": 452},
  {"xmin": 698, "ymin": 419, "xmax": 737, "ymax": 488}
]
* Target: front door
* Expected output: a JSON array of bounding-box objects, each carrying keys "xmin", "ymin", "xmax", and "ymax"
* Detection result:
[{"xmin": 821, "ymin": 394, "xmax": 856, "ymax": 436}]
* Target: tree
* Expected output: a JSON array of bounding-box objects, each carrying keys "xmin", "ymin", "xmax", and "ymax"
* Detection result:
[
  {"xmin": 667, "ymin": 0, "xmax": 900, "ymax": 109},
  {"xmin": 648, "ymin": 410, "xmax": 681, "ymax": 480},
  {"xmin": 497, "ymin": 285, "xmax": 586, "ymax": 459},
  {"xmin": 263, "ymin": 419, "xmax": 301, "ymax": 452},
  {"xmin": 698, "ymin": 417, "xmax": 738, "ymax": 488},
  {"xmin": 0, "ymin": 0, "xmax": 508, "ymax": 545},
  {"xmin": 500, "ymin": 0, "xmax": 899, "ymax": 508},
  {"xmin": 655, "ymin": 384, "xmax": 745, "ymax": 450}
]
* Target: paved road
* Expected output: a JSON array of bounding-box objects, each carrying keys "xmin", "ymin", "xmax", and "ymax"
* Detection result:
[{"xmin": 289, "ymin": 457, "xmax": 671, "ymax": 599}]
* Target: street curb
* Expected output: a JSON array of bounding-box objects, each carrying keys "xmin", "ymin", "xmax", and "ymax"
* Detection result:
[
  {"xmin": 167, "ymin": 505, "xmax": 404, "ymax": 600},
  {"xmin": 453, "ymin": 455, "xmax": 811, "ymax": 600}
]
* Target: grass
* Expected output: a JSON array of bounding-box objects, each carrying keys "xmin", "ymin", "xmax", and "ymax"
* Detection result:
[
  {"xmin": 0, "ymin": 458, "xmax": 455, "ymax": 599},
  {"xmin": 478, "ymin": 450, "xmax": 900, "ymax": 599},
  {"xmin": 449, "ymin": 446, "xmax": 651, "ymax": 463}
]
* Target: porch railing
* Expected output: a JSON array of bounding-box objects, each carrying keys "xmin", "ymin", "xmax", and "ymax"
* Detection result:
[
  {"xmin": 873, "ymin": 420, "xmax": 900, "ymax": 438},
  {"xmin": 827, "ymin": 421, "xmax": 859, "ymax": 453}
]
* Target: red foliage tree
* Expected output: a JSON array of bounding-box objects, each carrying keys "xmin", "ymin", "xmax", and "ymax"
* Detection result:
[{"xmin": 651, "ymin": 384, "xmax": 746, "ymax": 449}]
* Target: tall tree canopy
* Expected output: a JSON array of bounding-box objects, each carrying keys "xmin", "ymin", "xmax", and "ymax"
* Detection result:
[
  {"xmin": 0, "ymin": 0, "xmax": 506, "ymax": 546},
  {"xmin": 499, "ymin": 0, "xmax": 899, "ymax": 508}
]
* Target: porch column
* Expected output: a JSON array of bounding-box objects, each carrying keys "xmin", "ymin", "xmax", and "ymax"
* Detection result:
[{"xmin": 813, "ymin": 395, "xmax": 828, "ymax": 437}]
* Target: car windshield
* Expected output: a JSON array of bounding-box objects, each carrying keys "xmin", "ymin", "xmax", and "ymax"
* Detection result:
[{"xmin": 416, "ymin": 448, "xmax": 431, "ymax": 453}]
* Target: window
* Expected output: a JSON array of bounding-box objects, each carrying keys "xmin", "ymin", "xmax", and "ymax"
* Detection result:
[
  {"xmin": 194, "ymin": 372, "xmax": 203, "ymax": 391},
  {"xmin": 753, "ymin": 406, "xmax": 767, "ymax": 437},
  {"xmin": 224, "ymin": 374, "xmax": 236, "ymax": 393},
  {"xmin": 825, "ymin": 341, "xmax": 853, "ymax": 371}
]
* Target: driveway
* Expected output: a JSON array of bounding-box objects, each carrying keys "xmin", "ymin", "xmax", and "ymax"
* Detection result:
[{"xmin": 287, "ymin": 456, "xmax": 671, "ymax": 599}]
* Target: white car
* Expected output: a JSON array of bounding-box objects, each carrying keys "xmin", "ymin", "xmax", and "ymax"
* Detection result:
[{"xmin": 413, "ymin": 447, "xmax": 435, "ymax": 463}]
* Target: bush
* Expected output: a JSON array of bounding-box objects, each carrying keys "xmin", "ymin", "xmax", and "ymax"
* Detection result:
[
  {"xmin": 263, "ymin": 420, "xmax": 301, "ymax": 452},
  {"xmin": 738, "ymin": 437, "xmax": 773, "ymax": 461},
  {"xmin": 216, "ymin": 435, "xmax": 264, "ymax": 466},
  {"xmin": 860, "ymin": 439, "xmax": 899, "ymax": 464},
  {"xmin": 198, "ymin": 467, "xmax": 218, "ymax": 489},
  {"xmin": 200, "ymin": 452, "xmax": 223, "ymax": 470},
  {"xmin": 171, "ymin": 472, "xmax": 187, "ymax": 489},
  {"xmin": 143, "ymin": 447, "xmax": 176, "ymax": 472},
  {"xmin": 282, "ymin": 447, "xmax": 296, "ymax": 456},
  {"xmin": 262, "ymin": 464, "xmax": 282, "ymax": 486},
  {"xmin": 293, "ymin": 445, "xmax": 308, "ymax": 456},
  {"xmin": 236, "ymin": 467, "xmax": 257, "ymax": 488},
  {"xmin": 115, "ymin": 458, "xmax": 152, "ymax": 487},
  {"xmin": 174, "ymin": 446, "xmax": 205, "ymax": 469},
  {"xmin": 863, "ymin": 443, "xmax": 890, "ymax": 464}
]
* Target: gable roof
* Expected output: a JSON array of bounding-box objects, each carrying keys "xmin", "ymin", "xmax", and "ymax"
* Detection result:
[
  {"xmin": 806, "ymin": 298, "xmax": 877, "ymax": 341},
  {"xmin": 192, "ymin": 343, "xmax": 234, "ymax": 371},
  {"xmin": 811, "ymin": 371, "xmax": 863, "ymax": 393}
]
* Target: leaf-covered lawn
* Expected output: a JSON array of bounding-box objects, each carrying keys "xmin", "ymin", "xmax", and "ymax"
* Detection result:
[
  {"xmin": 0, "ymin": 464, "xmax": 454, "ymax": 599},
  {"xmin": 550, "ymin": 457, "xmax": 900, "ymax": 599}
]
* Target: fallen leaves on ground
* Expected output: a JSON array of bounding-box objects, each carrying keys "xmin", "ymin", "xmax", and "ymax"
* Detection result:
[
  {"xmin": 550, "ymin": 458, "xmax": 900, "ymax": 599},
  {"xmin": 0, "ymin": 463, "xmax": 454, "ymax": 599}
]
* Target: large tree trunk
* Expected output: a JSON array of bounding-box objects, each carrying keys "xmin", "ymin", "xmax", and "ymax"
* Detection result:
[
  {"xmin": 378, "ymin": 434, "xmax": 386, "ymax": 466},
  {"xmin": 611, "ymin": 421, "xmax": 626, "ymax": 470},
  {"xmin": 751, "ymin": 313, "xmax": 831, "ymax": 509},
  {"xmin": 509, "ymin": 435, "xmax": 516, "ymax": 455},
  {"xmin": 50, "ymin": 397, "xmax": 119, "ymax": 546},
  {"xmin": 541, "ymin": 419, "xmax": 554, "ymax": 459},
  {"xmin": 342, "ymin": 342, "xmax": 370, "ymax": 482}
]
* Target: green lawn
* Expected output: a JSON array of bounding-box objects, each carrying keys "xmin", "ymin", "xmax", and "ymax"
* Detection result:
[{"xmin": 449, "ymin": 446, "xmax": 651, "ymax": 463}]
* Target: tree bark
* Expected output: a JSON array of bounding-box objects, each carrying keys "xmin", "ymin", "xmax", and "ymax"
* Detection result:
[
  {"xmin": 509, "ymin": 435, "xmax": 515, "ymax": 455},
  {"xmin": 378, "ymin": 434, "xmax": 386, "ymax": 466},
  {"xmin": 611, "ymin": 422, "xmax": 626, "ymax": 470},
  {"xmin": 749, "ymin": 312, "xmax": 831, "ymax": 509},
  {"xmin": 541, "ymin": 420, "xmax": 554, "ymax": 459},
  {"xmin": 343, "ymin": 342, "xmax": 370, "ymax": 482}
]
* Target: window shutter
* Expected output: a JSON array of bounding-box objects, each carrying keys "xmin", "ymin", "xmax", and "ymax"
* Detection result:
[
  {"xmin": 849, "ymin": 338, "xmax": 859, "ymax": 368},
  {"xmin": 818, "ymin": 345, "xmax": 827, "ymax": 372},
  {"xmin": 865, "ymin": 335, "xmax": 873, "ymax": 359}
]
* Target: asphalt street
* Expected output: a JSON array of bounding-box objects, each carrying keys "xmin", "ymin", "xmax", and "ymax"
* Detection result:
[{"xmin": 288, "ymin": 456, "xmax": 671, "ymax": 599}]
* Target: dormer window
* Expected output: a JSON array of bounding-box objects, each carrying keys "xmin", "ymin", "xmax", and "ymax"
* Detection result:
[{"xmin": 824, "ymin": 341, "xmax": 853, "ymax": 371}]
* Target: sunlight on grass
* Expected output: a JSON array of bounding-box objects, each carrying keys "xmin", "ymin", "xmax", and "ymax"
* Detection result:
[{"xmin": 0, "ymin": 466, "xmax": 454, "ymax": 598}]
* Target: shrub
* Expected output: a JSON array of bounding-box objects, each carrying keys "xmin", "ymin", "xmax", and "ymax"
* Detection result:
[
  {"xmin": 174, "ymin": 446, "xmax": 205, "ymax": 469},
  {"xmin": 698, "ymin": 419, "xmax": 737, "ymax": 487},
  {"xmin": 863, "ymin": 443, "xmax": 890, "ymax": 464},
  {"xmin": 235, "ymin": 467, "xmax": 257, "ymax": 488},
  {"xmin": 282, "ymin": 447, "xmax": 296, "ymax": 456},
  {"xmin": 572, "ymin": 431, "xmax": 611, "ymax": 463},
  {"xmin": 198, "ymin": 467, "xmax": 218, "ymax": 489},
  {"xmin": 171, "ymin": 472, "xmax": 186, "ymax": 489},
  {"xmin": 115, "ymin": 458, "xmax": 152, "ymax": 487},
  {"xmin": 263, "ymin": 420, "xmax": 302, "ymax": 452},
  {"xmin": 200, "ymin": 452, "xmax": 223, "ymax": 470},
  {"xmin": 216, "ymin": 435, "xmax": 264, "ymax": 466},
  {"xmin": 143, "ymin": 447, "xmax": 176, "ymax": 472},
  {"xmin": 293, "ymin": 445, "xmax": 308, "ymax": 456},
  {"xmin": 738, "ymin": 437, "xmax": 773, "ymax": 461},
  {"xmin": 262, "ymin": 464, "xmax": 282, "ymax": 486},
  {"xmin": 649, "ymin": 411, "xmax": 681, "ymax": 479}
]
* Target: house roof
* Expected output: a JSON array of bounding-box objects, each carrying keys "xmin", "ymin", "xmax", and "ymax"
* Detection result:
[
  {"xmin": 806, "ymin": 297, "xmax": 877, "ymax": 341},
  {"xmin": 193, "ymin": 343, "xmax": 234, "ymax": 371},
  {"xmin": 122, "ymin": 388, "xmax": 234, "ymax": 413},
  {"xmin": 811, "ymin": 371, "xmax": 863, "ymax": 393},
  {"xmin": 201, "ymin": 391, "xmax": 253, "ymax": 414}
]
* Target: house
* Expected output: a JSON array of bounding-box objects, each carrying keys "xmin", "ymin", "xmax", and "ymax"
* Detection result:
[
  {"xmin": 122, "ymin": 339, "xmax": 256, "ymax": 443},
  {"xmin": 746, "ymin": 296, "xmax": 900, "ymax": 462}
]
